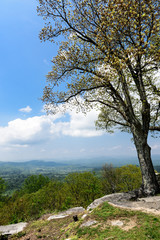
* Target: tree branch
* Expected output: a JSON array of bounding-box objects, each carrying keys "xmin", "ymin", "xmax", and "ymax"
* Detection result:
[
  {"xmin": 149, "ymin": 126, "xmax": 160, "ymax": 132},
  {"xmin": 85, "ymin": 99, "xmax": 128, "ymax": 121}
]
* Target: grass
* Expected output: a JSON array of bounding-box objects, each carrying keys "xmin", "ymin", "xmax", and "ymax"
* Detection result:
[
  {"xmin": 76, "ymin": 202, "xmax": 160, "ymax": 239},
  {"xmin": 10, "ymin": 202, "xmax": 160, "ymax": 240}
]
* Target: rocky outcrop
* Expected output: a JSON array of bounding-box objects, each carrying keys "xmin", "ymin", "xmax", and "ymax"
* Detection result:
[
  {"xmin": 87, "ymin": 192, "xmax": 137, "ymax": 211},
  {"xmin": 86, "ymin": 192, "xmax": 160, "ymax": 216},
  {"xmin": 0, "ymin": 222, "xmax": 27, "ymax": 236}
]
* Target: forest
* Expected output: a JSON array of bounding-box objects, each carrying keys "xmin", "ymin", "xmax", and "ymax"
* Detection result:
[{"xmin": 0, "ymin": 164, "xmax": 144, "ymax": 225}]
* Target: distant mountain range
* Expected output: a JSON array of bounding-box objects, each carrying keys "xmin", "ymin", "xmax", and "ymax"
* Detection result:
[
  {"xmin": 0, "ymin": 154, "xmax": 159, "ymax": 168},
  {"xmin": 0, "ymin": 160, "xmax": 67, "ymax": 168},
  {"xmin": 53, "ymin": 155, "xmax": 160, "ymax": 167}
]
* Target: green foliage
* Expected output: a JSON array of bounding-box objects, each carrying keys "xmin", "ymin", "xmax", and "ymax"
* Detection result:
[
  {"xmin": 101, "ymin": 164, "xmax": 119, "ymax": 194},
  {"xmin": 102, "ymin": 164, "xmax": 142, "ymax": 194},
  {"xmin": 0, "ymin": 180, "xmax": 63, "ymax": 224},
  {"xmin": 0, "ymin": 172, "xmax": 103, "ymax": 224},
  {"xmin": 21, "ymin": 174, "xmax": 50, "ymax": 194},
  {"xmin": 0, "ymin": 167, "xmax": 142, "ymax": 225},
  {"xmin": 64, "ymin": 172, "xmax": 103, "ymax": 207},
  {"xmin": 116, "ymin": 165, "xmax": 142, "ymax": 192},
  {"xmin": 0, "ymin": 177, "xmax": 6, "ymax": 202},
  {"xmin": 0, "ymin": 177, "xmax": 6, "ymax": 194}
]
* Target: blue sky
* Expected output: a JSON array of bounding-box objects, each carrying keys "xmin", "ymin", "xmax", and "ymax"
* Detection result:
[{"xmin": 0, "ymin": 0, "xmax": 160, "ymax": 162}]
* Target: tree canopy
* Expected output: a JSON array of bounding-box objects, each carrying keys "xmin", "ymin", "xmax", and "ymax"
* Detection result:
[
  {"xmin": 22, "ymin": 174, "xmax": 50, "ymax": 194},
  {"xmin": 38, "ymin": 0, "xmax": 160, "ymax": 196},
  {"xmin": 102, "ymin": 164, "xmax": 142, "ymax": 193}
]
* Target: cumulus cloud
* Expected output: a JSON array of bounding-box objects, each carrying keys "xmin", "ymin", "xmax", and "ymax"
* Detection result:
[
  {"xmin": 0, "ymin": 108, "xmax": 104, "ymax": 148},
  {"xmin": 0, "ymin": 115, "xmax": 54, "ymax": 146},
  {"xmin": 59, "ymin": 109, "xmax": 104, "ymax": 137},
  {"xmin": 19, "ymin": 106, "xmax": 32, "ymax": 113}
]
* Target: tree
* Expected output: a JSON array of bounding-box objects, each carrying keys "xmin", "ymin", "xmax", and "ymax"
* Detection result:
[
  {"xmin": 38, "ymin": 0, "xmax": 160, "ymax": 196},
  {"xmin": 22, "ymin": 175, "xmax": 50, "ymax": 194},
  {"xmin": 102, "ymin": 164, "xmax": 142, "ymax": 193},
  {"xmin": 101, "ymin": 164, "xmax": 119, "ymax": 194}
]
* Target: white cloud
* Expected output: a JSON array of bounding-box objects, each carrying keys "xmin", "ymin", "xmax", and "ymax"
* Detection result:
[
  {"xmin": 0, "ymin": 109, "xmax": 104, "ymax": 148},
  {"xmin": 0, "ymin": 115, "xmax": 54, "ymax": 146},
  {"xmin": 19, "ymin": 106, "xmax": 32, "ymax": 113},
  {"xmin": 57, "ymin": 109, "xmax": 104, "ymax": 137},
  {"xmin": 1, "ymin": 108, "xmax": 160, "ymax": 161}
]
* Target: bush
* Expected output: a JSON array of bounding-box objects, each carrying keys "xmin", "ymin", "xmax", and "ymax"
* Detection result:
[{"xmin": 64, "ymin": 172, "xmax": 103, "ymax": 207}]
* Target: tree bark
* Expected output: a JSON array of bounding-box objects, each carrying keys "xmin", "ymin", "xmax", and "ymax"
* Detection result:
[{"xmin": 133, "ymin": 133, "xmax": 160, "ymax": 196}]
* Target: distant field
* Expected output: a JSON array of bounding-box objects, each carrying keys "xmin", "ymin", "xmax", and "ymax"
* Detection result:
[{"xmin": 0, "ymin": 160, "xmax": 97, "ymax": 194}]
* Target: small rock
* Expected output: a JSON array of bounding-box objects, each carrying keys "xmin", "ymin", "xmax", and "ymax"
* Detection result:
[
  {"xmin": 81, "ymin": 214, "xmax": 87, "ymax": 219},
  {"xmin": 80, "ymin": 220, "xmax": 97, "ymax": 228}
]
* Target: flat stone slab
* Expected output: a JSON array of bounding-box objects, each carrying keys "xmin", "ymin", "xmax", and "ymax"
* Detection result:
[
  {"xmin": 0, "ymin": 222, "xmax": 27, "ymax": 235},
  {"xmin": 47, "ymin": 214, "xmax": 69, "ymax": 220},
  {"xmin": 47, "ymin": 207, "xmax": 85, "ymax": 221},
  {"xmin": 65, "ymin": 207, "xmax": 85, "ymax": 214}
]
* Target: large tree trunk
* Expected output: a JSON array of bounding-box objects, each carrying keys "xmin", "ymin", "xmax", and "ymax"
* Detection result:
[{"xmin": 133, "ymin": 133, "xmax": 160, "ymax": 196}]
